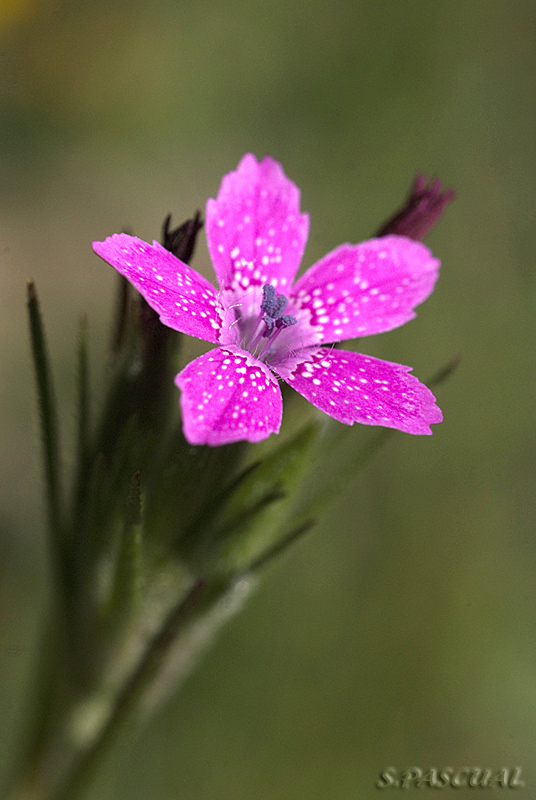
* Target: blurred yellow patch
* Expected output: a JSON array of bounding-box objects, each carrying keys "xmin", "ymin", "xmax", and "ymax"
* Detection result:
[{"xmin": 0, "ymin": 0, "xmax": 40, "ymax": 30}]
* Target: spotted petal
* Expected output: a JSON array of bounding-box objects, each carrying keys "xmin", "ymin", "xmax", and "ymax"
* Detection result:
[
  {"xmin": 176, "ymin": 346, "xmax": 283, "ymax": 445},
  {"xmin": 206, "ymin": 154, "xmax": 309, "ymax": 293},
  {"xmin": 291, "ymin": 236, "xmax": 440, "ymax": 344},
  {"xmin": 277, "ymin": 347, "xmax": 442, "ymax": 435},
  {"xmin": 93, "ymin": 234, "xmax": 223, "ymax": 343}
]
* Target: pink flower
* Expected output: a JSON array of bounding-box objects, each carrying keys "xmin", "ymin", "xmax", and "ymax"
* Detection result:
[{"xmin": 93, "ymin": 154, "xmax": 443, "ymax": 446}]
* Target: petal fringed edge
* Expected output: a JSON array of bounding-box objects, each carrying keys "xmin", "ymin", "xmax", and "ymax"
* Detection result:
[
  {"xmin": 93, "ymin": 234, "xmax": 223, "ymax": 344},
  {"xmin": 291, "ymin": 236, "xmax": 440, "ymax": 344},
  {"xmin": 206, "ymin": 154, "xmax": 309, "ymax": 293},
  {"xmin": 277, "ymin": 346, "xmax": 442, "ymax": 435},
  {"xmin": 176, "ymin": 346, "xmax": 283, "ymax": 445}
]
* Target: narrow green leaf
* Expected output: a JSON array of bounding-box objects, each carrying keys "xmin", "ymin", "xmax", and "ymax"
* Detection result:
[
  {"xmin": 92, "ymin": 360, "xmax": 139, "ymax": 467},
  {"xmin": 27, "ymin": 281, "xmax": 64, "ymax": 558},
  {"xmin": 109, "ymin": 471, "xmax": 145, "ymax": 621},
  {"xmin": 426, "ymin": 351, "xmax": 462, "ymax": 389},
  {"xmin": 153, "ymin": 436, "xmax": 247, "ymax": 551},
  {"xmin": 72, "ymin": 313, "xmax": 91, "ymax": 523},
  {"xmin": 288, "ymin": 352, "xmax": 462, "ymax": 529},
  {"xmin": 217, "ymin": 423, "xmax": 320, "ymax": 527},
  {"xmin": 215, "ymin": 489, "xmax": 286, "ymax": 539},
  {"xmin": 82, "ymin": 414, "xmax": 141, "ymax": 563},
  {"xmin": 109, "ymin": 274, "xmax": 130, "ymax": 358},
  {"xmin": 246, "ymin": 519, "xmax": 316, "ymax": 574},
  {"xmin": 177, "ymin": 459, "xmax": 263, "ymax": 547},
  {"xmin": 76, "ymin": 314, "xmax": 90, "ymax": 467},
  {"xmin": 292, "ymin": 427, "xmax": 393, "ymax": 531},
  {"xmin": 205, "ymin": 423, "xmax": 321, "ymax": 573}
]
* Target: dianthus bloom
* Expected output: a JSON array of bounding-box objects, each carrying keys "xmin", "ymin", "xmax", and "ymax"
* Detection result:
[{"xmin": 93, "ymin": 155, "xmax": 443, "ymax": 445}]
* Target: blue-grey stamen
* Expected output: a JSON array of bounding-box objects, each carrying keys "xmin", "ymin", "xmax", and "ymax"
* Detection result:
[
  {"xmin": 261, "ymin": 284, "xmax": 278, "ymax": 317},
  {"xmin": 263, "ymin": 316, "xmax": 275, "ymax": 334},
  {"xmin": 275, "ymin": 314, "xmax": 297, "ymax": 329},
  {"xmin": 274, "ymin": 294, "xmax": 288, "ymax": 316},
  {"xmin": 260, "ymin": 284, "xmax": 294, "ymax": 338}
]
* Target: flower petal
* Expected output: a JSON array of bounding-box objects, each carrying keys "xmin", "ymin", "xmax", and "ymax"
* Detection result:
[
  {"xmin": 176, "ymin": 346, "xmax": 283, "ymax": 445},
  {"xmin": 206, "ymin": 154, "xmax": 309, "ymax": 293},
  {"xmin": 291, "ymin": 235, "xmax": 440, "ymax": 344},
  {"xmin": 93, "ymin": 234, "xmax": 223, "ymax": 343},
  {"xmin": 277, "ymin": 347, "xmax": 442, "ymax": 435}
]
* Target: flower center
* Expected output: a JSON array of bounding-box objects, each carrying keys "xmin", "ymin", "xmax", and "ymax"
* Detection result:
[{"xmin": 230, "ymin": 284, "xmax": 297, "ymax": 363}]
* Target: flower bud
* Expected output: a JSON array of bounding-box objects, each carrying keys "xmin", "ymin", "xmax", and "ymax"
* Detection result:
[{"xmin": 377, "ymin": 174, "xmax": 455, "ymax": 241}]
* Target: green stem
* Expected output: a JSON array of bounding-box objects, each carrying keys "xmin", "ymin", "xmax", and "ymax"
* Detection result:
[{"xmin": 48, "ymin": 578, "xmax": 207, "ymax": 800}]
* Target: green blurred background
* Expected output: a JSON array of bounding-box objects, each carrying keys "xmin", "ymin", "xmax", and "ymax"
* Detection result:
[{"xmin": 1, "ymin": 1, "xmax": 535, "ymax": 797}]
